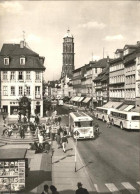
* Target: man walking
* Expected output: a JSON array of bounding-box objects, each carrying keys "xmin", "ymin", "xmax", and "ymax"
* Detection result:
[{"xmin": 75, "ymin": 182, "xmax": 89, "ymax": 194}]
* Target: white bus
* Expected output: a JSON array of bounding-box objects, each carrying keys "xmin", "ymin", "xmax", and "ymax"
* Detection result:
[
  {"xmin": 69, "ymin": 112, "xmax": 94, "ymax": 139},
  {"xmin": 110, "ymin": 109, "xmax": 140, "ymax": 130},
  {"xmin": 94, "ymin": 107, "xmax": 114, "ymax": 122}
]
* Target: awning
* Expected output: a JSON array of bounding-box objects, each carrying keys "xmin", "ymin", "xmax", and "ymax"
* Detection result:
[
  {"xmin": 103, "ymin": 101, "xmax": 123, "ymax": 109},
  {"xmin": 83, "ymin": 97, "xmax": 91, "ymax": 103},
  {"xmin": 124, "ymin": 105, "xmax": 135, "ymax": 111},
  {"xmin": 118, "ymin": 104, "xmax": 128, "ymax": 111},
  {"xmin": 70, "ymin": 97, "xmax": 75, "ymax": 101},
  {"xmin": 77, "ymin": 97, "xmax": 85, "ymax": 102},
  {"xmin": 73, "ymin": 96, "xmax": 81, "ymax": 102}
]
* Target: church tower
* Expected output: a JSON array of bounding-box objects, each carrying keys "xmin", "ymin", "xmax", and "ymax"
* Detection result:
[{"xmin": 61, "ymin": 29, "xmax": 75, "ymax": 79}]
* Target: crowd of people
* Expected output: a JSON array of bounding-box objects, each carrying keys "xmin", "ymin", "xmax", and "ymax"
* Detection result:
[{"xmin": 41, "ymin": 182, "xmax": 89, "ymax": 194}]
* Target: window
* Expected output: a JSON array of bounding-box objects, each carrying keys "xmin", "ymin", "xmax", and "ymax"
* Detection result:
[
  {"xmin": 131, "ymin": 116, "xmax": 140, "ymax": 120},
  {"xmin": 3, "ymin": 86, "xmax": 8, "ymax": 96},
  {"xmin": 18, "ymin": 71, "xmax": 23, "ymax": 80},
  {"xmin": 19, "ymin": 86, "xmax": 23, "ymax": 96},
  {"xmin": 26, "ymin": 86, "xmax": 30, "ymax": 96},
  {"xmin": 3, "ymin": 71, "xmax": 8, "ymax": 80},
  {"xmin": 10, "ymin": 71, "xmax": 15, "ymax": 80},
  {"xmin": 26, "ymin": 71, "xmax": 30, "ymax": 80},
  {"xmin": 4, "ymin": 58, "xmax": 9, "ymax": 65},
  {"xmin": 11, "ymin": 86, "xmax": 15, "ymax": 96},
  {"xmin": 20, "ymin": 57, "xmax": 25, "ymax": 65},
  {"xmin": 36, "ymin": 72, "xmax": 41, "ymax": 80},
  {"xmin": 35, "ymin": 86, "xmax": 40, "ymax": 95},
  {"xmin": 95, "ymin": 68, "xmax": 97, "ymax": 73}
]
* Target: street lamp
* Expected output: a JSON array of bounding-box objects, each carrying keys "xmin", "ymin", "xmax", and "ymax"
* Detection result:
[{"xmin": 74, "ymin": 131, "xmax": 79, "ymax": 172}]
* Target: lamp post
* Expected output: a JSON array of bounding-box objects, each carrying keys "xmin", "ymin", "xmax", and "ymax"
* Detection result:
[{"xmin": 74, "ymin": 131, "xmax": 79, "ymax": 172}]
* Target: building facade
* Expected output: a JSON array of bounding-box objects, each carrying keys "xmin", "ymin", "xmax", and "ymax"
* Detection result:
[
  {"xmin": 109, "ymin": 41, "xmax": 140, "ymax": 110},
  {"xmin": 0, "ymin": 41, "xmax": 45, "ymax": 118},
  {"xmin": 61, "ymin": 29, "xmax": 74, "ymax": 79}
]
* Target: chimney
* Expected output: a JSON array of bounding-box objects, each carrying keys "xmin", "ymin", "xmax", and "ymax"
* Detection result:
[
  {"xmin": 107, "ymin": 55, "xmax": 110, "ymax": 62},
  {"xmin": 39, "ymin": 57, "xmax": 45, "ymax": 65},
  {"xmin": 20, "ymin": 41, "xmax": 24, "ymax": 48}
]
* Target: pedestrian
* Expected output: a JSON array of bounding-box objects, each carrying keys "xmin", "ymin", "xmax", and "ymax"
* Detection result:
[
  {"xmin": 55, "ymin": 132, "xmax": 61, "ymax": 149},
  {"xmin": 75, "ymin": 182, "xmax": 89, "ymax": 194},
  {"xmin": 63, "ymin": 125, "xmax": 67, "ymax": 136},
  {"xmin": 38, "ymin": 132, "xmax": 44, "ymax": 150},
  {"xmin": 94, "ymin": 122, "xmax": 99, "ymax": 135},
  {"xmin": 50, "ymin": 185, "xmax": 59, "ymax": 194},
  {"xmin": 57, "ymin": 116, "xmax": 61, "ymax": 125},
  {"xmin": 8, "ymin": 125, "xmax": 13, "ymax": 137},
  {"xmin": 106, "ymin": 115, "xmax": 111, "ymax": 128},
  {"xmin": 41, "ymin": 184, "xmax": 49, "ymax": 194},
  {"xmin": 61, "ymin": 131, "xmax": 68, "ymax": 153},
  {"xmin": 35, "ymin": 115, "xmax": 40, "ymax": 124},
  {"xmin": 2, "ymin": 125, "xmax": 8, "ymax": 136}
]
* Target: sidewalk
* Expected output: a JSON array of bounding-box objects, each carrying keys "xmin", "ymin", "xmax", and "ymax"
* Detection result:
[
  {"xmin": 0, "ymin": 144, "xmax": 52, "ymax": 194},
  {"xmin": 52, "ymin": 137, "xmax": 96, "ymax": 194}
]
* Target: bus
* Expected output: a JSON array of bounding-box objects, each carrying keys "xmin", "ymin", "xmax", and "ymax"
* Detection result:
[
  {"xmin": 69, "ymin": 112, "xmax": 94, "ymax": 139},
  {"xmin": 110, "ymin": 109, "xmax": 140, "ymax": 130},
  {"xmin": 94, "ymin": 107, "xmax": 114, "ymax": 122},
  {"xmin": 57, "ymin": 99, "xmax": 64, "ymax": 106}
]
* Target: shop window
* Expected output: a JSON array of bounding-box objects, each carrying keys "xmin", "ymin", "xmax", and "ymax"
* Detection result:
[{"xmin": 10, "ymin": 106, "xmax": 18, "ymax": 115}]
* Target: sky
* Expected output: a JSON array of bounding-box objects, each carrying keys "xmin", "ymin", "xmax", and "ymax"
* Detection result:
[{"xmin": 0, "ymin": 1, "xmax": 140, "ymax": 82}]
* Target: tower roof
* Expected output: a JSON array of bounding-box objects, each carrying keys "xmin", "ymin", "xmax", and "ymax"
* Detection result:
[{"xmin": 64, "ymin": 29, "xmax": 73, "ymax": 38}]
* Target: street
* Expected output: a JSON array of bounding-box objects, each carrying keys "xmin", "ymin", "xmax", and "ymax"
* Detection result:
[{"xmin": 56, "ymin": 105, "xmax": 140, "ymax": 193}]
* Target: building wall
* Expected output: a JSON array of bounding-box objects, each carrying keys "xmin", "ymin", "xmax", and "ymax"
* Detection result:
[
  {"xmin": 136, "ymin": 55, "xmax": 140, "ymax": 107},
  {"xmin": 1, "ymin": 70, "xmax": 44, "ymax": 118}
]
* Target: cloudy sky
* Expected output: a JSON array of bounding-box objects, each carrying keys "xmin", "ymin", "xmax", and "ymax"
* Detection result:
[{"xmin": 0, "ymin": 1, "xmax": 140, "ymax": 81}]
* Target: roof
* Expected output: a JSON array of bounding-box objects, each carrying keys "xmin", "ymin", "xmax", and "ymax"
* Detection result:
[
  {"xmin": 93, "ymin": 65, "xmax": 109, "ymax": 82},
  {"xmin": 0, "ymin": 43, "xmax": 45, "ymax": 70},
  {"xmin": 0, "ymin": 148, "xmax": 27, "ymax": 159},
  {"xmin": 92, "ymin": 58, "xmax": 109, "ymax": 68},
  {"xmin": 64, "ymin": 29, "xmax": 73, "ymax": 38},
  {"xmin": 1, "ymin": 44, "xmax": 39, "ymax": 56},
  {"xmin": 101, "ymin": 74, "xmax": 108, "ymax": 82}
]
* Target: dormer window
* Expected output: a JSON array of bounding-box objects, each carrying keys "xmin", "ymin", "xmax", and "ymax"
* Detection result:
[
  {"xmin": 123, "ymin": 49, "xmax": 129, "ymax": 56},
  {"xmin": 20, "ymin": 57, "xmax": 25, "ymax": 65},
  {"xmin": 4, "ymin": 57, "xmax": 9, "ymax": 65}
]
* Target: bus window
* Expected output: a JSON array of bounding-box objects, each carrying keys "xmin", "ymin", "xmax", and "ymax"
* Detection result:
[
  {"xmin": 75, "ymin": 122, "xmax": 81, "ymax": 127},
  {"xmin": 131, "ymin": 116, "xmax": 140, "ymax": 120},
  {"xmin": 75, "ymin": 121, "xmax": 92, "ymax": 127}
]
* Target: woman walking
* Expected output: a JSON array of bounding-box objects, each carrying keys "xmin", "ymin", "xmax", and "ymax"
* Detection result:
[{"xmin": 61, "ymin": 131, "xmax": 68, "ymax": 153}]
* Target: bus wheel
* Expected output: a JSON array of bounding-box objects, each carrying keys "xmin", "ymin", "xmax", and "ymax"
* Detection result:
[
  {"xmin": 112, "ymin": 120, "xmax": 114, "ymax": 126},
  {"xmin": 102, "ymin": 117, "xmax": 105, "ymax": 122},
  {"xmin": 120, "ymin": 122, "xmax": 123, "ymax": 130}
]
